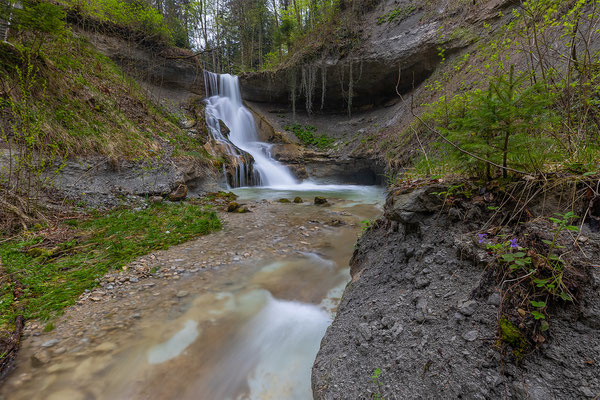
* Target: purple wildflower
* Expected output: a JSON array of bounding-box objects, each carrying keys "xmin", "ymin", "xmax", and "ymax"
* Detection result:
[
  {"xmin": 509, "ymin": 238, "xmax": 519, "ymax": 249},
  {"xmin": 478, "ymin": 233, "xmax": 488, "ymax": 244}
]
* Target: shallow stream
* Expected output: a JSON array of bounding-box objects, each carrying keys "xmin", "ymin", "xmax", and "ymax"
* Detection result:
[{"xmin": 2, "ymin": 186, "xmax": 383, "ymax": 400}]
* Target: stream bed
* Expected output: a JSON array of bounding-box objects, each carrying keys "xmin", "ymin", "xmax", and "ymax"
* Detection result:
[{"xmin": 1, "ymin": 186, "xmax": 383, "ymax": 400}]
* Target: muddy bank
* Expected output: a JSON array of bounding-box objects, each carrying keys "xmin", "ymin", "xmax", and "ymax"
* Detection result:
[{"xmin": 312, "ymin": 184, "xmax": 600, "ymax": 399}]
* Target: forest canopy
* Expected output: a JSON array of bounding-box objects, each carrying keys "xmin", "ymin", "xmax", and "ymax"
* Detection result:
[{"xmin": 46, "ymin": 0, "xmax": 360, "ymax": 72}]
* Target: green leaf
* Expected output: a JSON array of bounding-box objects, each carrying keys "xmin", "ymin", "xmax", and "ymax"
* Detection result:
[
  {"xmin": 513, "ymin": 252, "xmax": 526, "ymax": 258},
  {"xmin": 559, "ymin": 292, "xmax": 572, "ymax": 301},
  {"xmin": 566, "ymin": 225, "xmax": 579, "ymax": 232},
  {"xmin": 531, "ymin": 311, "xmax": 546, "ymax": 320},
  {"xmin": 542, "ymin": 239, "xmax": 553, "ymax": 245},
  {"xmin": 583, "ymin": 171, "xmax": 597, "ymax": 176},
  {"xmin": 502, "ymin": 253, "xmax": 515, "ymax": 262},
  {"xmin": 534, "ymin": 278, "xmax": 548, "ymax": 287},
  {"xmin": 371, "ymin": 368, "xmax": 382, "ymax": 380},
  {"xmin": 530, "ymin": 300, "xmax": 546, "ymax": 308}
]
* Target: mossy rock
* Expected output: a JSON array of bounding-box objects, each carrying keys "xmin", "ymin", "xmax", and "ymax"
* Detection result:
[
  {"xmin": 227, "ymin": 201, "xmax": 240, "ymax": 212},
  {"xmin": 237, "ymin": 206, "xmax": 250, "ymax": 213},
  {"xmin": 314, "ymin": 196, "xmax": 328, "ymax": 205},
  {"xmin": 278, "ymin": 198, "xmax": 291, "ymax": 203},
  {"xmin": 293, "ymin": 197, "xmax": 303, "ymax": 203},
  {"xmin": 499, "ymin": 317, "xmax": 528, "ymax": 360}
]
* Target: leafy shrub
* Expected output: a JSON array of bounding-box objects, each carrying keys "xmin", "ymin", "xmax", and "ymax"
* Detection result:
[
  {"xmin": 10, "ymin": 0, "xmax": 66, "ymax": 35},
  {"xmin": 68, "ymin": 0, "xmax": 172, "ymax": 42},
  {"xmin": 284, "ymin": 123, "xmax": 334, "ymax": 149}
]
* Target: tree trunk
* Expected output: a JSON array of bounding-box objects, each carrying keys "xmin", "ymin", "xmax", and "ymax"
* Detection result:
[{"xmin": 292, "ymin": 0, "xmax": 301, "ymax": 27}]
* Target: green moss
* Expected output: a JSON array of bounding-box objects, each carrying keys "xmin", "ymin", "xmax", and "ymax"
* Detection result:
[
  {"xmin": 376, "ymin": 5, "xmax": 417, "ymax": 25},
  {"xmin": 284, "ymin": 123, "xmax": 334, "ymax": 150},
  {"xmin": 499, "ymin": 317, "xmax": 528, "ymax": 359}
]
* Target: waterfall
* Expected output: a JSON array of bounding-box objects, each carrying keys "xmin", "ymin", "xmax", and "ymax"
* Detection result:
[{"xmin": 204, "ymin": 71, "xmax": 297, "ymax": 187}]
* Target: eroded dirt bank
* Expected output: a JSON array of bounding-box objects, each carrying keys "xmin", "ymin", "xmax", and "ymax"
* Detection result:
[
  {"xmin": 313, "ymin": 184, "xmax": 600, "ymax": 399},
  {"xmin": 1, "ymin": 192, "xmax": 381, "ymax": 400}
]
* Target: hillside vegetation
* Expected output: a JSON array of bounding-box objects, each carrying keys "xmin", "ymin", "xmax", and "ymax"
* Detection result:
[{"xmin": 377, "ymin": 0, "xmax": 600, "ymax": 182}]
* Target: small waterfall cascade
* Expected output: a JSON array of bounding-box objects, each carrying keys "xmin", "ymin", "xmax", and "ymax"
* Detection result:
[{"xmin": 204, "ymin": 71, "xmax": 297, "ymax": 187}]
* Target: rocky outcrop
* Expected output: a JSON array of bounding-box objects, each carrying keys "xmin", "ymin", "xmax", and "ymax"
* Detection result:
[
  {"xmin": 50, "ymin": 156, "xmax": 219, "ymax": 207},
  {"xmin": 269, "ymin": 144, "xmax": 384, "ymax": 184},
  {"xmin": 239, "ymin": 0, "xmax": 509, "ymax": 111},
  {"xmin": 313, "ymin": 185, "xmax": 600, "ymax": 399}
]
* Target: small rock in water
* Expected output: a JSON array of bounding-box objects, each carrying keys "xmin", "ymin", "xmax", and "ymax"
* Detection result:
[
  {"xmin": 47, "ymin": 389, "xmax": 87, "ymax": 400},
  {"xmin": 327, "ymin": 219, "xmax": 345, "ymax": 226},
  {"xmin": 94, "ymin": 342, "xmax": 118, "ymax": 352},
  {"xmin": 314, "ymin": 196, "xmax": 328, "ymax": 205},
  {"xmin": 41, "ymin": 339, "xmax": 59, "ymax": 348},
  {"xmin": 277, "ymin": 198, "xmax": 291, "ymax": 203},
  {"xmin": 176, "ymin": 290, "xmax": 189, "ymax": 298},
  {"xmin": 30, "ymin": 350, "xmax": 51, "ymax": 367},
  {"xmin": 293, "ymin": 197, "xmax": 303, "ymax": 203}
]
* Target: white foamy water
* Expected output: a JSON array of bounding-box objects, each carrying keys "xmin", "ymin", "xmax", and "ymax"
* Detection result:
[{"xmin": 204, "ymin": 71, "xmax": 297, "ymax": 187}]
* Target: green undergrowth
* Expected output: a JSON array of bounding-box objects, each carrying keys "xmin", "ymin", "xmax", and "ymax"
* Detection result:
[
  {"xmin": 1, "ymin": 27, "xmax": 204, "ymax": 161},
  {"xmin": 285, "ymin": 123, "xmax": 334, "ymax": 150},
  {"xmin": 381, "ymin": 0, "xmax": 600, "ymax": 183},
  {"xmin": 0, "ymin": 203, "xmax": 221, "ymax": 329},
  {"xmin": 68, "ymin": 0, "xmax": 171, "ymax": 41},
  {"xmin": 376, "ymin": 5, "xmax": 417, "ymax": 25}
]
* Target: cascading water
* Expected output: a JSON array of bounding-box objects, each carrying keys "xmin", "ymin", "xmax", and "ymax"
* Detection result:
[{"xmin": 204, "ymin": 71, "xmax": 297, "ymax": 187}]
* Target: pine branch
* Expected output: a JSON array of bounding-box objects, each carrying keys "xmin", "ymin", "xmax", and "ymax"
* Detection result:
[{"xmin": 395, "ymin": 67, "xmax": 528, "ymax": 176}]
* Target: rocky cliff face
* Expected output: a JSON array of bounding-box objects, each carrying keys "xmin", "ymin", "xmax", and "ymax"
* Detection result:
[
  {"xmin": 240, "ymin": 0, "xmax": 514, "ymax": 111},
  {"xmin": 312, "ymin": 185, "xmax": 600, "ymax": 399}
]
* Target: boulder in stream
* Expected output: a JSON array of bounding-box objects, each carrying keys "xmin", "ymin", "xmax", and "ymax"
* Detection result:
[{"xmin": 314, "ymin": 196, "xmax": 328, "ymax": 205}]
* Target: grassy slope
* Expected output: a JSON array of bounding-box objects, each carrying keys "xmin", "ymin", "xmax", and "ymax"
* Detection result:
[{"xmin": 1, "ymin": 29, "xmax": 208, "ymax": 160}]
